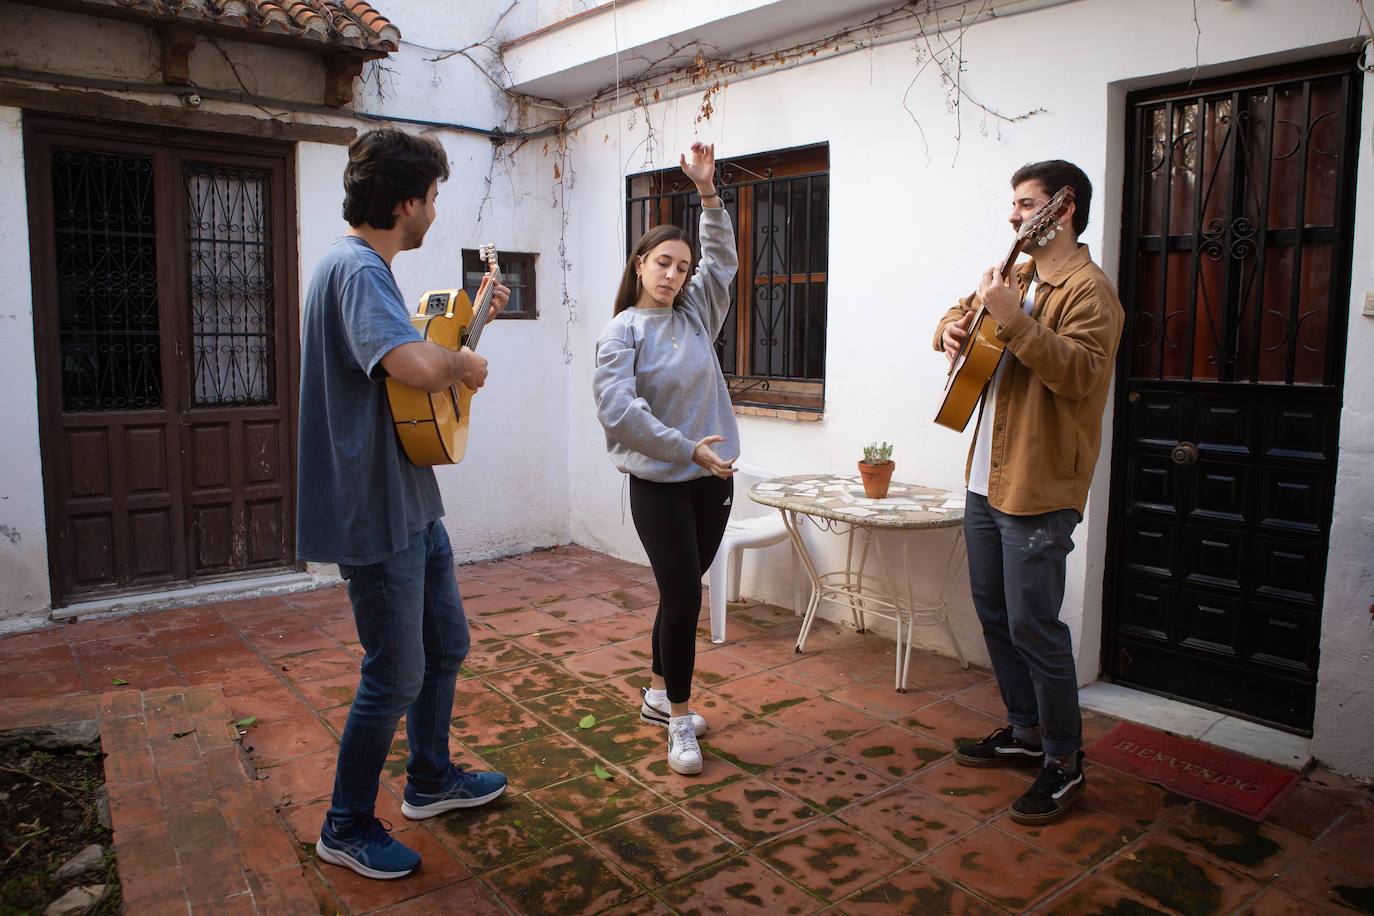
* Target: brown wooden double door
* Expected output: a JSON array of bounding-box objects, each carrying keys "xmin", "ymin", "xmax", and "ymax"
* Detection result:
[
  {"xmin": 25, "ymin": 117, "xmax": 299, "ymax": 607},
  {"xmin": 1105, "ymin": 59, "xmax": 1359, "ymax": 733}
]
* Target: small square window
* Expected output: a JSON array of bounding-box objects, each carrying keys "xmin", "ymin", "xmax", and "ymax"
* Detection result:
[{"xmin": 462, "ymin": 249, "xmax": 536, "ymax": 319}]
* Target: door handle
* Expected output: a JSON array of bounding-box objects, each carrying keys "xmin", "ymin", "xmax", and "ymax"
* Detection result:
[{"xmin": 1171, "ymin": 442, "xmax": 1199, "ymax": 466}]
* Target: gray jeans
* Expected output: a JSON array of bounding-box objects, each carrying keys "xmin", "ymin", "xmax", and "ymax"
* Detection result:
[{"xmin": 964, "ymin": 492, "xmax": 1083, "ymax": 759}]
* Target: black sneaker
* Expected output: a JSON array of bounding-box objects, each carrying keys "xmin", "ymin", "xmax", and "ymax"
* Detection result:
[
  {"xmin": 953, "ymin": 726, "xmax": 1045, "ymax": 768},
  {"xmin": 1009, "ymin": 751, "xmax": 1086, "ymax": 825}
]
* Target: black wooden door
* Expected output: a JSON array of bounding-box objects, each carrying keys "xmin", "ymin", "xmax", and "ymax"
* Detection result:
[
  {"xmin": 26, "ymin": 117, "xmax": 299, "ymax": 607},
  {"xmin": 1105, "ymin": 59, "xmax": 1359, "ymax": 734}
]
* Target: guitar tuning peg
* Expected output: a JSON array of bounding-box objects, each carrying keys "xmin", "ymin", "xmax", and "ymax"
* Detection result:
[{"xmin": 1037, "ymin": 237, "xmax": 1048, "ymax": 247}]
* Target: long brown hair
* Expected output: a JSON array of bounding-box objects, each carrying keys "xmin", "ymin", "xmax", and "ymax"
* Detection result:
[{"xmin": 612, "ymin": 224, "xmax": 694, "ymax": 315}]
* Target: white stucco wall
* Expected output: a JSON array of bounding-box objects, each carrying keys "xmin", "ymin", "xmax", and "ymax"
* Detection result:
[
  {"xmin": 0, "ymin": 107, "xmax": 49, "ymax": 631},
  {"xmin": 554, "ymin": 0, "xmax": 1374, "ymax": 776}
]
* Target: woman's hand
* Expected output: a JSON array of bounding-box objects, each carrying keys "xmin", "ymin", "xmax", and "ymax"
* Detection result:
[
  {"xmin": 681, "ymin": 142, "xmax": 717, "ymax": 199},
  {"xmin": 692, "ymin": 434, "xmax": 736, "ymax": 478}
]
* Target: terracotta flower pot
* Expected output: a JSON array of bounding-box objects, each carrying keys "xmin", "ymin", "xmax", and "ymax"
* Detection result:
[{"xmin": 858, "ymin": 459, "xmax": 895, "ymax": 498}]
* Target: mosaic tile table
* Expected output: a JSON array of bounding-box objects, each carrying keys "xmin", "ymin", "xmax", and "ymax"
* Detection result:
[{"xmin": 748, "ymin": 474, "xmax": 968, "ymax": 690}]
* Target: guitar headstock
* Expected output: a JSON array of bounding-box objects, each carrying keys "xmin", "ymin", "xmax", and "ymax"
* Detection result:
[
  {"xmin": 1015, "ymin": 185, "xmax": 1075, "ymax": 251},
  {"xmin": 478, "ymin": 243, "xmax": 500, "ymax": 282}
]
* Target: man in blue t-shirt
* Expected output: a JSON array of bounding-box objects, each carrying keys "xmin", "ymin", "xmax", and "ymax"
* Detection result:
[{"xmin": 299, "ymin": 128, "xmax": 510, "ymax": 880}]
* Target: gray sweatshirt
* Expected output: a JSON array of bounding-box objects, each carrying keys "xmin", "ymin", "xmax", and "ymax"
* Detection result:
[{"xmin": 592, "ymin": 205, "xmax": 740, "ymax": 483}]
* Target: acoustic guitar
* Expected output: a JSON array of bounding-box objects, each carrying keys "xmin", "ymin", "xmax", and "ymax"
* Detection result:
[
  {"xmin": 933, "ymin": 186, "xmax": 1075, "ymax": 432},
  {"xmin": 386, "ymin": 244, "xmax": 500, "ymax": 466}
]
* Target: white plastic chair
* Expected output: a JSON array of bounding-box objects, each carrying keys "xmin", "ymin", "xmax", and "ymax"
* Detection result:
[{"xmin": 707, "ymin": 462, "xmax": 803, "ymax": 643}]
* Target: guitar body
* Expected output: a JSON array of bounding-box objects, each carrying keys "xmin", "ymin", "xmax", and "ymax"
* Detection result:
[
  {"xmin": 933, "ymin": 309, "xmax": 1006, "ymax": 432},
  {"xmin": 385, "ymin": 289, "xmax": 476, "ymax": 466}
]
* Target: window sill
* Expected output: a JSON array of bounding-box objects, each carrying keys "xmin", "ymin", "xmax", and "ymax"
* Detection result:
[{"xmin": 733, "ymin": 405, "xmax": 823, "ymax": 422}]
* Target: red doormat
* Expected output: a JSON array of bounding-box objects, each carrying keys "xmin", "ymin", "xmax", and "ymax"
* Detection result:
[{"xmin": 1085, "ymin": 721, "xmax": 1298, "ymax": 820}]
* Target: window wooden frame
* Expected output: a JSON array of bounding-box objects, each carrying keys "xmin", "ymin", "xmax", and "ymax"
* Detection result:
[{"xmin": 462, "ymin": 249, "xmax": 537, "ymax": 319}]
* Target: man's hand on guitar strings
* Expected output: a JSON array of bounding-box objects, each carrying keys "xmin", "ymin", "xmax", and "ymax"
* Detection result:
[
  {"xmin": 977, "ymin": 266, "xmax": 1021, "ymax": 326},
  {"xmin": 456, "ymin": 346, "xmax": 488, "ymax": 390},
  {"xmin": 490, "ymin": 281, "xmax": 510, "ymax": 318},
  {"xmin": 942, "ymin": 311, "xmax": 975, "ymax": 363}
]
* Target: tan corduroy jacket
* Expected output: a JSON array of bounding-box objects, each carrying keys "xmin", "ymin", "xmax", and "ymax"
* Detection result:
[{"xmin": 932, "ymin": 244, "xmax": 1123, "ymax": 516}]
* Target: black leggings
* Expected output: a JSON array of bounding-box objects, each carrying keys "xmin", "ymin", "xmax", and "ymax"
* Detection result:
[{"xmin": 629, "ymin": 474, "xmax": 734, "ymax": 704}]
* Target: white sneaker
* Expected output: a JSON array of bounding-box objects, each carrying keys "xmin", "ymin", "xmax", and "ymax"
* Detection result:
[
  {"xmin": 639, "ymin": 688, "xmax": 707, "ymax": 736},
  {"xmin": 666, "ymin": 715, "xmax": 703, "ymax": 775}
]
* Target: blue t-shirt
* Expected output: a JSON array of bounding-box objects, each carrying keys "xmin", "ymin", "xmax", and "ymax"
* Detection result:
[{"xmin": 296, "ymin": 236, "xmax": 443, "ymax": 565}]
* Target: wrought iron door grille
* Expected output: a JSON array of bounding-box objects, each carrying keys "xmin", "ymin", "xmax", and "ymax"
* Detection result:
[
  {"xmin": 186, "ymin": 164, "xmax": 276, "ymax": 406},
  {"xmin": 1127, "ymin": 69, "xmax": 1356, "ymax": 387},
  {"xmin": 51, "ymin": 148, "xmax": 162, "ymax": 412}
]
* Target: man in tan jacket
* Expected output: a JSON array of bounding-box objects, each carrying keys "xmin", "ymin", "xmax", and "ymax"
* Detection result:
[{"xmin": 933, "ymin": 159, "xmax": 1123, "ymax": 825}]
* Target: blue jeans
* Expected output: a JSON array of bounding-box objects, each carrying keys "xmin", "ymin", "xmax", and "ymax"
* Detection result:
[
  {"xmin": 327, "ymin": 520, "xmax": 469, "ymax": 830},
  {"xmin": 963, "ymin": 492, "xmax": 1082, "ymax": 759}
]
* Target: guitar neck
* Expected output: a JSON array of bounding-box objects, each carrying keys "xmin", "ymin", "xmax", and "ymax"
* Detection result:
[{"xmin": 464, "ymin": 268, "xmax": 501, "ymax": 352}]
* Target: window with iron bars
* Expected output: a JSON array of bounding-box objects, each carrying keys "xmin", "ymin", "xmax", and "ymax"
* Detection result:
[{"xmin": 626, "ymin": 144, "xmax": 828, "ymax": 412}]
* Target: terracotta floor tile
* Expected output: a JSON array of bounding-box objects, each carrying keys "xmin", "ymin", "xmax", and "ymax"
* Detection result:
[
  {"xmin": 1036, "ymin": 873, "xmax": 1176, "ymax": 915},
  {"xmin": 505, "ymin": 581, "xmax": 584, "ymax": 607},
  {"xmin": 179, "ymin": 843, "xmax": 251, "ymax": 904},
  {"xmin": 586, "ymin": 808, "xmax": 738, "ymax": 887},
  {"xmin": 1244, "ymin": 885, "xmax": 1352, "ymax": 915},
  {"xmin": 601, "ymin": 583, "xmax": 659, "ymax": 611},
  {"xmin": 1264, "ymin": 781, "xmax": 1353, "ymax": 840},
  {"xmin": 485, "ymin": 840, "xmax": 640, "ymax": 915},
  {"xmin": 156, "ymin": 761, "xmax": 215, "ymax": 808},
  {"xmin": 483, "ymin": 661, "xmax": 586, "ymax": 701},
  {"xmin": 905, "ymin": 758, "xmax": 1032, "ymax": 820},
  {"xmin": 686, "ymin": 689, "xmax": 753, "ymax": 734},
  {"xmin": 1164, "ymin": 802, "xmax": 1311, "ymax": 877},
  {"xmin": 600, "ymin": 893, "xmax": 679, "ymax": 915},
  {"xmin": 108, "ymin": 777, "xmax": 166, "ymax": 831},
  {"xmin": 253, "ymin": 749, "xmax": 338, "ymax": 809},
  {"xmin": 1316, "ymin": 800, "xmax": 1374, "ymax": 852},
  {"xmin": 243, "ymin": 713, "xmax": 338, "ymax": 766},
  {"xmin": 368, "ymin": 877, "xmax": 509, "ymax": 915},
  {"xmin": 241, "ymin": 867, "xmax": 324, "ymax": 916},
  {"xmin": 826, "ymin": 680, "xmax": 939, "ymax": 720},
  {"xmin": 0, "ymin": 642, "xmax": 78, "ymax": 675},
  {"xmin": 623, "ymin": 749, "xmax": 749, "ymax": 800},
  {"xmin": 561, "ymin": 644, "xmax": 649, "ymax": 682},
  {"xmin": 768, "ymin": 695, "xmax": 885, "ymax": 746},
  {"xmin": 521, "ymin": 682, "xmax": 629, "ymax": 727},
  {"xmin": 114, "ymin": 819, "xmax": 180, "ymax": 878},
  {"xmin": 529, "ymin": 768, "xmax": 669, "ymax": 833},
  {"xmin": 769, "ymin": 652, "xmax": 874, "ymax": 692},
  {"xmin": 82, "ymin": 656, "xmax": 185, "ymax": 691},
  {"xmin": 513, "ymin": 625, "xmax": 609, "ymax": 660},
  {"xmin": 835, "ymin": 785, "xmax": 981, "ymax": 861},
  {"xmin": 542, "ymin": 595, "xmax": 626, "ymax": 626},
  {"xmin": 756, "ymin": 817, "xmax": 908, "ymax": 903},
  {"xmin": 573, "ymin": 714, "xmax": 667, "ymax": 766},
  {"xmin": 0, "ymin": 626, "xmax": 69, "ymax": 650},
  {"xmin": 169, "ymin": 639, "xmax": 262, "ymax": 675},
  {"xmin": 471, "ymin": 606, "xmax": 564, "ymax": 639},
  {"xmin": 481, "ymin": 732, "xmax": 600, "ymax": 791},
  {"xmin": 897, "ymin": 654, "xmax": 991, "ymax": 696},
  {"xmin": 153, "ymin": 620, "xmax": 239, "ymax": 651},
  {"xmin": 451, "ymin": 696, "xmax": 555, "ymax": 753},
  {"xmin": 763, "ymin": 748, "xmax": 893, "ymax": 813},
  {"xmin": 120, "ymin": 867, "xmax": 190, "ymax": 916},
  {"xmin": 450, "ymin": 675, "xmax": 512, "ymax": 714},
  {"xmin": 711, "ymin": 670, "xmax": 821, "ymax": 716},
  {"xmin": 225, "ymin": 681, "xmax": 313, "ymax": 726},
  {"xmin": 463, "ymin": 591, "xmax": 535, "ymax": 617},
  {"xmin": 683, "ymin": 777, "xmax": 822, "ymax": 847},
  {"xmin": 273, "ymin": 646, "xmax": 360, "ymax": 682},
  {"xmin": 1076, "ymin": 765, "xmax": 1191, "ymax": 831},
  {"xmin": 565, "ymin": 570, "xmax": 643, "ymax": 597},
  {"xmin": 464, "ymin": 644, "xmax": 546, "ymax": 679},
  {"xmin": 949, "ymin": 679, "xmax": 1008, "ymax": 720},
  {"xmin": 706, "ymin": 718, "xmax": 820, "ymax": 776},
  {"xmin": 248, "ymin": 628, "xmax": 338, "ymax": 661},
  {"xmin": 1274, "ymin": 840, "xmax": 1374, "ymax": 912},
  {"xmin": 214, "ymin": 596, "xmax": 294, "ymax": 619},
  {"xmin": 64, "ymin": 615, "xmax": 152, "ymax": 642},
  {"xmin": 0, "ymin": 666, "xmax": 90, "ymax": 699},
  {"xmin": 924, "ymin": 823, "xmax": 1079, "ymax": 911},
  {"xmin": 1104, "ymin": 834, "xmax": 1266, "ymax": 915},
  {"xmin": 585, "ymin": 611, "xmax": 658, "ymax": 644},
  {"xmin": 658, "ymin": 854, "xmax": 820, "ymax": 915},
  {"xmin": 290, "ymin": 672, "xmax": 358, "ymax": 711},
  {"xmin": 426, "ymin": 792, "xmax": 575, "ymax": 873},
  {"xmin": 840, "ymin": 864, "xmax": 1004, "ymax": 915},
  {"xmin": 318, "ymin": 824, "xmax": 471, "ymax": 913},
  {"xmin": 831, "ymin": 725, "xmax": 951, "ymax": 781},
  {"xmin": 1001, "ymin": 806, "xmax": 1142, "ymax": 868},
  {"xmin": 898, "ymin": 699, "xmax": 1004, "ymax": 752}
]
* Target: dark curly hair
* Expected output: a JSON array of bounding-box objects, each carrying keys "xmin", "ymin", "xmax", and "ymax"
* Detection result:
[
  {"xmin": 342, "ymin": 129, "xmax": 451, "ymax": 229},
  {"xmin": 1011, "ymin": 159, "xmax": 1091, "ymax": 236}
]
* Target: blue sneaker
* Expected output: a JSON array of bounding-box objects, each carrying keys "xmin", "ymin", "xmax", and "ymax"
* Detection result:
[
  {"xmin": 401, "ymin": 763, "xmax": 507, "ymax": 819},
  {"xmin": 315, "ymin": 817, "xmax": 420, "ymax": 880}
]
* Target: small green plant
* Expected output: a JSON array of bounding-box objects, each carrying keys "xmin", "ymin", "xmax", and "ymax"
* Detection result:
[{"xmin": 862, "ymin": 441, "xmax": 894, "ymax": 464}]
